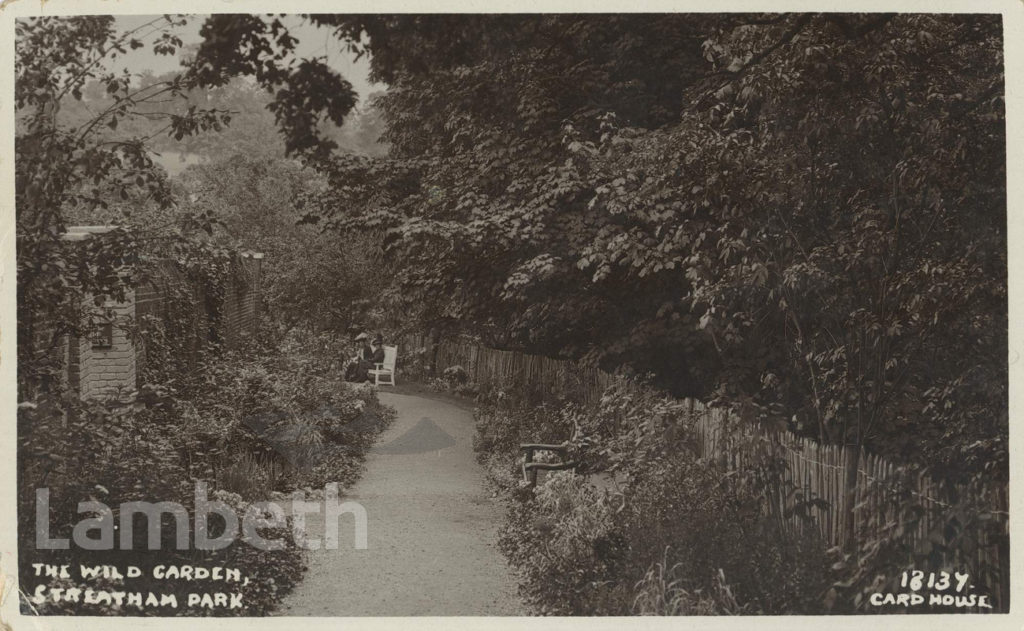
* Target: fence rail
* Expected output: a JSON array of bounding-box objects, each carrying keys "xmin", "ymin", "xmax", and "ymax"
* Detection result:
[{"xmin": 402, "ymin": 334, "xmax": 1010, "ymax": 608}]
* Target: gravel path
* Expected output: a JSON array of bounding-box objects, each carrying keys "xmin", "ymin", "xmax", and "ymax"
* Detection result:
[{"xmin": 274, "ymin": 392, "xmax": 525, "ymax": 616}]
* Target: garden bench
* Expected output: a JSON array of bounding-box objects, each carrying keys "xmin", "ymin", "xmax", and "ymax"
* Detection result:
[
  {"xmin": 368, "ymin": 345, "xmax": 397, "ymax": 386},
  {"xmin": 519, "ymin": 442, "xmax": 578, "ymax": 487}
]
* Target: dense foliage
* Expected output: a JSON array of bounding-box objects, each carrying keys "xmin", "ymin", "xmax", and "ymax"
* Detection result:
[
  {"xmin": 204, "ymin": 14, "xmax": 1007, "ymax": 480},
  {"xmin": 22, "ymin": 13, "xmax": 1005, "ymax": 475},
  {"xmin": 474, "ymin": 378, "xmax": 831, "ymax": 615},
  {"xmin": 171, "ymin": 154, "xmax": 388, "ymax": 335},
  {"xmin": 17, "ymin": 393, "xmax": 304, "ymax": 616},
  {"xmin": 473, "ymin": 372, "xmax": 1005, "ymax": 614},
  {"xmin": 18, "ymin": 328, "xmax": 394, "ymax": 615}
]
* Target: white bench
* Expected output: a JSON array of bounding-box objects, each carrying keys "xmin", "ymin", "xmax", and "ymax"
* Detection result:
[{"xmin": 367, "ymin": 345, "xmax": 397, "ymax": 386}]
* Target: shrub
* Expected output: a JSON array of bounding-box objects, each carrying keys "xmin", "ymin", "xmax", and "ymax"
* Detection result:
[
  {"xmin": 18, "ymin": 328, "xmax": 394, "ymax": 616},
  {"xmin": 472, "ymin": 385, "xmax": 579, "ymax": 467},
  {"xmin": 398, "ymin": 345, "xmax": 429, "ymax": 381},
  {"xmin": 478, "ymin": 378, "xmax": 832, "ymax": 615},
  {"xmin": 426, "ymin": 364, "xmax": 481, "ymax": 397},
  {"xmin": 442, "ymin": 365, "xmax": 469, "ymax": 384},
  {"xmin": 498, "ymin": 472, "xmax": 631, "ymax": 615},
  {"xmin": 142, "ymin": 332, "xmax": 395, "ymax": 498},
  {"xmin": 216, "ymin": 453, "xmax": 286, "ymax": 498},
  {"xmin": 17, "ymin": 396, "xmax": 307, "ymax": 616},
  {"xmin": 616, "ymin": 453, "xmax": 830, "ymax": 615}
]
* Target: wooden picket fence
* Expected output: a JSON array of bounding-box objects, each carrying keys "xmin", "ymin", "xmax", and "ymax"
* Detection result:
[
  {"xmin": 691, "ymin": 402, "xmax": 1008, "ymax": 608},
  {"xmin": 402, "ymin": 334, "xmax": 1010, "ymax": 608},
  {"xmin": 404, "ymin": 333, "xmax": 615, "ymax": 406}
]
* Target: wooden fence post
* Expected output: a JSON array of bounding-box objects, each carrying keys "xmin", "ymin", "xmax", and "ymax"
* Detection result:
[
  {"xmin": 843, "ymin": 444, "xmax": 861, "ymax": 552},
  {"xmin": 428, "ymin": 328, "xmax": 440, "ymax": 378}
]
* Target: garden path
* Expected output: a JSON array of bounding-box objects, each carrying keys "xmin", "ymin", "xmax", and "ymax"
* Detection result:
[{"xmin": 274, "ymin": 391, "xmax": 524, "ymax": 616}]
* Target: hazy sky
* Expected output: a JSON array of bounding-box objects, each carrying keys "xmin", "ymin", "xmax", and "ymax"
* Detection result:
[{"xmin": 111, "ymin": 15, "xmax": 385, "ymax": 105}]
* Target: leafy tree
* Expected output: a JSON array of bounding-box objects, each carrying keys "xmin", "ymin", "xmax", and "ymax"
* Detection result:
[
  {"xmin": 172, "ymin": 154, "xmax": 386, "ymax": 335},
  {"xmin": 16, "ymin": 15, "xmax": 191, "ymax": 394},
  {"xmin": 323, "ymin": 91, "xmax": 390, "ymax": 158},
  {"xmin": 231, "ymin": 14, "xmax": 1005, "ymax": 481},
  {"xmin": 15, "ymin": 14, "xmax": 357, "ymax": 395}
]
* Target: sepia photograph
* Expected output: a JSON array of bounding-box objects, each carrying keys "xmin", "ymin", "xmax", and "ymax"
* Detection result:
[{"xmin": 4, "ymin": 5, "xmax": 1016, "ymax": 624}]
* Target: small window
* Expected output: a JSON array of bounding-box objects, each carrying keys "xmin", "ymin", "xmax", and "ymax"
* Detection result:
[{"xmin": 92, "ymin": 310, "xmax": 114, "ymax": 349}]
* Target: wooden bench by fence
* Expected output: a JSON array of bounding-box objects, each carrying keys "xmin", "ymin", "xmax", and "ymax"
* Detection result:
[{"xmin": 519, "ymin": 442, "xmax": 577, "ymax": 487}]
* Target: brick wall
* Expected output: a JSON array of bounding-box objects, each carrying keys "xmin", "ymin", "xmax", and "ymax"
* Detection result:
[{"xmin": 77, "ymin": 291, "xmax": 137, "ymax": 398}]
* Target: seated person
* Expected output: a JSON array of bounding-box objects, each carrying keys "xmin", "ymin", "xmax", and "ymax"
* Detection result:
[
  {"xmin": 344, "ymin": 333, "xmax": 374, "ymax": 382},
  {"xmin": 370, "ymin": 333, "xmax": 386, "ymax": 366}
]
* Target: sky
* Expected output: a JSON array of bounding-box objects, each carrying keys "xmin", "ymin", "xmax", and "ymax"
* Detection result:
[{"xmin": 110, "ymin": 15, "xmax": 385, "ymax": 105}]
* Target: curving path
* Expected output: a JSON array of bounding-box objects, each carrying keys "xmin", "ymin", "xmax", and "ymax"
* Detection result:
[{"xmin": 275, "ymin": 391, "xmax": 524, "ymax": 616}]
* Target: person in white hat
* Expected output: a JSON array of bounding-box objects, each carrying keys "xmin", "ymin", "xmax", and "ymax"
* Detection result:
[{"xmin": 344, "ymin": 332, "xmax": 374, "ymax": 381}]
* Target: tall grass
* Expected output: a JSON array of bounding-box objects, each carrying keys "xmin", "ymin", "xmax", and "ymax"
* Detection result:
[
  {"xmin": 632, "ymin": 548, "xmax": 747, "ymax": 615},
  {"xmin": 216, "ymin": 452, "xmax": 287, "ymax": 498}
]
